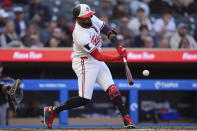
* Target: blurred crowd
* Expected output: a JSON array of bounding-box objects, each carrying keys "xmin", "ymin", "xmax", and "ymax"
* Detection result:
[{"xmin": 0, "ymin": 0, "xmax": 196, "ymax": 49}]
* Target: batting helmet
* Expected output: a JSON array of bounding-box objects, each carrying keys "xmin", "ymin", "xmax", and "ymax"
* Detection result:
[{"xmin": 73, "ymin": 4, "xmax": 95, "ymax": 20}]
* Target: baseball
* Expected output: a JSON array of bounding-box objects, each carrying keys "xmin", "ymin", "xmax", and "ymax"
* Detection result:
[{"xmin": 143, "ymin": 70, "xmax": 150, "ymax": 76}]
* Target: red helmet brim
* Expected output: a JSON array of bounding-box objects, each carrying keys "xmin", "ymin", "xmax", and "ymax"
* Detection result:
[{"xmin": 78, "ymin": 11, "xmax": 95, "ymax": 18}]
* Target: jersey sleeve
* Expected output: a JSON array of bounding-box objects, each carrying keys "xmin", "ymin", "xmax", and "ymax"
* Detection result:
[
  {"xmin": 75, "ymin": 32, "xmax": 96, "ymax": 53},
  {"xmin": 91, "ymin": 15, "xmax": 105, "ymax": 31}
]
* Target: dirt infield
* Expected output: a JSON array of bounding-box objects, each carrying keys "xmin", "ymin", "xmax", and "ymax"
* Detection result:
[
  {"xmin": 3, "ymin": 118, "xmax": 197, "ymax": 131},
  {"xmin": 1, "ymin": 127, "xmax": 197, "ymax": 131}
]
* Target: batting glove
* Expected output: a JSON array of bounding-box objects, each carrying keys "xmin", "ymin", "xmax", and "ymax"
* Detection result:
[{"xmin": 117, "ymin": 46, "xmax": 127, "ymax": 59}]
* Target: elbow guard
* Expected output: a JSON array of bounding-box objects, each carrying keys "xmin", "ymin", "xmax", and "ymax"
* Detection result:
[
  {"xmin": 107, "ymin": 29, "xmax": 117, "ymax": 39},
  {"xmin": 101, "ymin": 25, "xmax": 119, "ymax": 48},
  {"xmin": 101, "ymin": 25, "xmax": 117, "ymax": 39}
]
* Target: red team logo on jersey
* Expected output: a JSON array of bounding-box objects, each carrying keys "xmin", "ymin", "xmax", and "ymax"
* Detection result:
[{"xmin": 91, "ymin": 34, "xmax": 101, "ymax": 46}]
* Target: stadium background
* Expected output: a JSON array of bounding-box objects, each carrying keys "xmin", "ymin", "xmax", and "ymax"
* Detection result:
[{"xmin": 0, "ymin": 0, "xmax": 197, "ymax": 128}]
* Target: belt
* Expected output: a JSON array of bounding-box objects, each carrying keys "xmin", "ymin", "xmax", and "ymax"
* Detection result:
[{"xmin": 80, "ymin": 57, "xmax": 88, "ymax": 59}]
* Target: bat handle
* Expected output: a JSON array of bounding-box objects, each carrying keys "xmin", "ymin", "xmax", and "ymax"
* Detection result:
[{"xmin": 123, "ymin": 57, "xmax": 127, "ymax": 63}]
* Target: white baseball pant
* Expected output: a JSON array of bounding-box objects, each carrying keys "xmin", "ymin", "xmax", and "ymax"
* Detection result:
[{"xmin": 72, "ymin": 56, "xmax": 114, "ymax": 99}]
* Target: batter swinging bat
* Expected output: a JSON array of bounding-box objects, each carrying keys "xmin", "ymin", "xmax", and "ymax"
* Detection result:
[{"xmin": 123, "ymin": 57, "xmax": 134, "ymax": 85}]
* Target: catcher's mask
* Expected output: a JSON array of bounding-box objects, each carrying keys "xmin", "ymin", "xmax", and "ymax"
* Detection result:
[{"xmin": 73, "ymin": 4, "xmax": 95, "ymax": 28}]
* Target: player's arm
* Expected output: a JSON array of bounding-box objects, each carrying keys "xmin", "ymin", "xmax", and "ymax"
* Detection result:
[
  {"xmin": 77, "ymin": 30, "xmax": 123, "ymax": 62},
  {"xmin": 83, "ymin": 43, "xmax": 122, "ymax": 62},
  {"xmin": 101, "ymin": 25, "xmax": 118, "ymax": 48},
  {"xmin": 101, "ymin": 25, "xmax": 127, "ymax": 58},
  {"xmin": 92, "ymin": 15, "xmax": 125, "ymax": 55},
  {"xmin": 90, "ymin": 48, "xmax": 122, "ymax": 62}
]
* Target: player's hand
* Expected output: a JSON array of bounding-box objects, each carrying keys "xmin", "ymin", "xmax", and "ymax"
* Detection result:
[{"xmin": 117, "ymin": 45, "xmax": 127, "ymax": 59}]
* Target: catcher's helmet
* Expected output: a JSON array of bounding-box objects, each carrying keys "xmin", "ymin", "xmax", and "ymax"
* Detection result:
[{"xmin": 73, "ymin": 4, "xmax": 95, "ymax": 20}]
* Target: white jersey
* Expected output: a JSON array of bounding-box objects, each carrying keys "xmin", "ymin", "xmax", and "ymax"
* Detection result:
[
  {"xmin": 72, "ymin": 15, "xmax": 114, "ymax": 99},
  {"xmin": 72, "ymin": 15, "xmax": 104, "ymax": 57}
]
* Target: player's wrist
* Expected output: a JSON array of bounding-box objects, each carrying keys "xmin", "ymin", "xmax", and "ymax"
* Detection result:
[
  {"xmin": 117, "ymin": 45, "xmax": 123, "ymax": 50},
  {"xmin": 111, "ymin": 36, "xmax": 119, "ymax": 48},
  {"xmin": 117, "ymin": 46, "xmax": 127, "ymax": 58}
]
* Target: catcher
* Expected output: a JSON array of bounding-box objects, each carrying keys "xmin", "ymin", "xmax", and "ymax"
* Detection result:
[
  {"xmin": 0, "ymin": 79, "xmax": 23, "ymax": 108},
  {"xmin": 0, "ymin": 62, "xmax": 23, "ymax": 125}
]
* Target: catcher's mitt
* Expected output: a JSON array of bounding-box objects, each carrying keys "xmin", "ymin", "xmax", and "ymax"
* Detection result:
[{"xmin": 6, "ymin": 79, "xmax": 23, "ymax": 105}]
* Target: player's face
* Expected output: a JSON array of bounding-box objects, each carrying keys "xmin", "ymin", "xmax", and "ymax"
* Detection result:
[{"xmin": 77, "ymin": 16, "xmax": 92, "ymax": 28}]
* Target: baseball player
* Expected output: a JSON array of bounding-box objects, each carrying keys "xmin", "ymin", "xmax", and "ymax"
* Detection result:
[
  {"xmin": 0, "ymin": 62, "xmax": 22, "ymax": 125},
  {"xmin": 0, "ymin": 80, "xmax": 22, "ymax": 125},
  {"xmin": 44, "ymin": 4, "xmax": 135, "ymax": 129},
  {"xmin": 0, "ymin": 80, "xmax": 22, "ymax": 107}
]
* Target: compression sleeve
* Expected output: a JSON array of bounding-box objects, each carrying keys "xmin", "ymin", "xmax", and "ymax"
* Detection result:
[{"xmin": 90, "ymin": 48, "xmax": 122, "ymax": 62}]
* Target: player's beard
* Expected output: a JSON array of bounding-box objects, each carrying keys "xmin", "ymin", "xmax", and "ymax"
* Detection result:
[
  {"xmin": 77, "ymin": 17, "xmax": 92, "ymax": 28},
  {"xmin": 81, "ymin": 21, "xmax": 92, "ymax": 28}
]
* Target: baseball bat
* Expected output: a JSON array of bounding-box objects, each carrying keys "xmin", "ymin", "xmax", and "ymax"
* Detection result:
[{"xmin": 123, "ymin": 57, "xmax": 134, "ymax": 85}]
